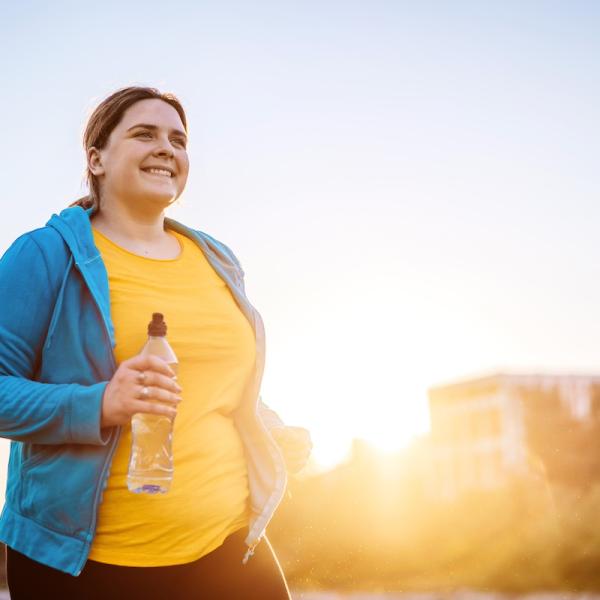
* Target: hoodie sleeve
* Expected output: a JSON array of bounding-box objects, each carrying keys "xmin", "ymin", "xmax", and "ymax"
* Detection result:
[
  {"xmin": 0, "ymin": 232, "xmax": 109, "ymax": 445},
  {"xmin": 258, "ymin": 396, "xmax": 286, "ymax": 430}
]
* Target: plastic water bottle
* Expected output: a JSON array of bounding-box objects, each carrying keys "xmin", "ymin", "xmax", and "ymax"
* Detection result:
[{"xmin": 127, "ymin": 313, "xmax": 178, "ymax": 494}]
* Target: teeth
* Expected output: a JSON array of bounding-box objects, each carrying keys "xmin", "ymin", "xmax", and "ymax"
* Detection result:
[{"xmin": 145, "ymin": 168, "xmax": 172, "ymax": 177}]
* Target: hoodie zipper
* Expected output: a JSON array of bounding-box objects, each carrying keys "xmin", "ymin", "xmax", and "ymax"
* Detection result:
[
  {"xmin": 72, "ymin": 260, "xmax": 121, "ymax": 576},
  {"xmin": 242, "ymin": 541, "xmax": 259, "ymax": 565},
  {"xmin": 241, "ymin": 388, "xmax": 288, "ymax": 564}
]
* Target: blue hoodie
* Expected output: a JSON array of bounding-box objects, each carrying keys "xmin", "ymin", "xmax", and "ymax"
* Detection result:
[{"xmin": 0, "ymin": 206, "xmax": 287, "ymax": 575}]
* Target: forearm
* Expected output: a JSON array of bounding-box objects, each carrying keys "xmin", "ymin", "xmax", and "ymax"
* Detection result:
[{"xmin": 0, "ymin": 376, "xmax": 110, "ymax": 445}]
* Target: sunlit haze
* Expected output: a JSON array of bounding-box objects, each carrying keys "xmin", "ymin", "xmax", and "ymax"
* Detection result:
[{"xmin": 1, "ymin": 1, "xmax": 599, "ymax": 489}]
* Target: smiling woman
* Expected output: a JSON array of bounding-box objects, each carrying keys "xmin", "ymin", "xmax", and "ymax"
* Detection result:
[
  {"xmin": 86, "ymin": 98, "xmax": 190, "ymax": 259},
  {"xmin": 0, "ymin": 86, "xmax": 311, "ymax": 599}
]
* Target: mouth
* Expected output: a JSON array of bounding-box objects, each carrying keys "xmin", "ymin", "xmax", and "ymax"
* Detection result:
[{"xmin": 141, "ymin": 167, "xmax": 175, "ymax": 179}]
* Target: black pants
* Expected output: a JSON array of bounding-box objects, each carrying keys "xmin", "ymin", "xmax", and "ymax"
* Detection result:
[{"xmin": 6, "ymin": 528, "xmax": 291, "ymax": 599}]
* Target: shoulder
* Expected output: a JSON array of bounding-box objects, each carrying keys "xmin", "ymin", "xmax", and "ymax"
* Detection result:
[
  {"xmin": 24, "ymin": 226, "xmax": 67, "ymax": 253},
  {"xmin": 165, "ymin": 218, "xmax": 244, "ymax": 273},
  {"xmin": 0, "ymin": 226, "xmax": 69, "ymax": 279},
  {"xmin": 190, "ymin": 229, "xmax": 246, "ymax": 291},
  {"xmin": 193, "ymin": 229, "xmax": 243, "ymax": 271}
]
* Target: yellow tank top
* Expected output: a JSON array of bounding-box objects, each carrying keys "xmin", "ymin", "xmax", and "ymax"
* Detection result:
[{"xmin": 88, "ymin": 227, "xmax": 254, "ymax": 566}]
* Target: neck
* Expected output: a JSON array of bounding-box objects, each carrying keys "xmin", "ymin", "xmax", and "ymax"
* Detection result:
[{"xmin": 91, "ymin": 197, "xmax": 169, "ymax": 243}]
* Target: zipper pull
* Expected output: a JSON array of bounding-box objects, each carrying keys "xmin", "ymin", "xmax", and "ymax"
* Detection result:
[{"xmin": 242, "ymin": 541, "xmax": 259, "ymax": 565}]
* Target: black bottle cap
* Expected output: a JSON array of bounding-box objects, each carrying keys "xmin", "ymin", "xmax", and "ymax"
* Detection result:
[{"xmin": 148, "ymin": 313, "xmax": 167, "ymax": 336}]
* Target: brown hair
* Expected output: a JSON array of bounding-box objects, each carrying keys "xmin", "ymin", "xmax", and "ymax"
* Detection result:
[{"xmin": 71, "ymin": 86, "xmax": 188, "ymax": 211}]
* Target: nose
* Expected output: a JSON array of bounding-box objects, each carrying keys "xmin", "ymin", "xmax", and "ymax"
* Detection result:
[{"xmin": 153, "ymin": 134, "xmax": 175, "ymax": 158}]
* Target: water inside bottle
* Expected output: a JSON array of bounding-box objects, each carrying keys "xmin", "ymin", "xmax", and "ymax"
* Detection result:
[{"xmin": 127, "ymin": 412, "xmax": 174, "ymax": 494}]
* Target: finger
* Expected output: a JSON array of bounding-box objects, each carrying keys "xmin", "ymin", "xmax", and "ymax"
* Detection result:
[
  {"xmin": 284, "ymin": 433, "xmax": 311, "ymax": 447},
  {"xmin": 273, "ymin": 430, "xmax": 311, "ymax": 448},
  {"xmin": 133, "ymin": 400, "xmax": 178, "ymax": 419},
  {"xmin": 137, "ymin": 386, "xmax": 181, "ymax": 405},
  {"xmin": 286, "ymin": 458, "xmax": 308, "ymax": 473},
  {"xmin": 131, "ymin": 371, "xmax": 182, "ymax": 393},
  {"xmin": 288, "ymin": 427, "xmax": 311, "ymax": 440},
  {"xmin": 135, "ymin": 371, "xmax": 148, "ymax": 384},
  {"xmin": 273, "ymin": 426, "xmax": 310, "ymax": 441},
  {"xmin": 281, "ymin": 444, "xmax": 312, "ymax": 458},
  {"xmin": 270, "ymin": 429, "xmax": 285, "ymax": 441},
  {"xmin": 281, "ymin": 445, "xmax": 310, "ymax": 458},
  {"xmin": 128, "ymin": 355, "xmax": 177, "ymax": 378}
]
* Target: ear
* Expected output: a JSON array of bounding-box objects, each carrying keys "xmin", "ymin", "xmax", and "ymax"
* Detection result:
[{"xmin": 87, "ymin": 147, "xmax": 105, "ymax": 177}]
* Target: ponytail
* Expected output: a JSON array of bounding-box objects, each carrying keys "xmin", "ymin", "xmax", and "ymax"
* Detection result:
[{"xmin": 68, "ymin": 195, "xmax": 97, "ymax": 210}]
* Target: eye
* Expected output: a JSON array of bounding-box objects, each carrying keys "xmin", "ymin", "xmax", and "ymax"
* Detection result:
[
  {"xmin": 172, "ymin": 137, "xmax": 187, "ymax": 148},
  {"xmin": 135, "ymin": 131, "xmax": 153, "ymax": 139}
]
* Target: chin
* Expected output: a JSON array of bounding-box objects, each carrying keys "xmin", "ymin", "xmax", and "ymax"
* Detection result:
[{"xmin": 137, "ymin": 187, "xmax": 179, "ymax": 209}]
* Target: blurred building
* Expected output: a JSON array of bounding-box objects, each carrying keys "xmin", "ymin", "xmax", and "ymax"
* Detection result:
[{"xmin": 426, "ymin": 373, "xmax": 600, "ymax": 499}]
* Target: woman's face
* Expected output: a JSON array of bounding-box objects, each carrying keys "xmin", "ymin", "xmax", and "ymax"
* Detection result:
[{"xmin": 90, "ymin": 98, "xmax": 190, "ymax": 212}]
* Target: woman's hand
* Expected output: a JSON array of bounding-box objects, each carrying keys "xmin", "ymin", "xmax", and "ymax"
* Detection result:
[
  {"xmin": 100, "ymin": 354, "xmax": 182, "ymax": 428},
  {"xmin": 270, "ymin": 426, "xmax": 312, "ymax": 474}
]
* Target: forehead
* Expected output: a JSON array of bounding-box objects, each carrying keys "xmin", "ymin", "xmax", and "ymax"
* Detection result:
[{"xmin": 116, "ymin": 98, "xmax": 185, "ymax": 132}]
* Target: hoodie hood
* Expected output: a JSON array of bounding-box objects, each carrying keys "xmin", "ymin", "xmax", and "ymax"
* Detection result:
[
  {"xmin": 46, "ymin": 206, "xmax": 100, "ymax": 266},
  {"xmin": 47, "ymin": 207, "xmax": 115, "ymax": 346}
]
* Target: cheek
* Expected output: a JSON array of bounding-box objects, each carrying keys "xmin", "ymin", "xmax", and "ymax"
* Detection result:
[
  {"xmin": 106, "ymin": 163, "xmax": 133, "ymax": 188},
  {"xmin": 103, "ymin": 151, "xmax": 136, "ymax": 182},
  {"xmin": 178, "ymin": 157, "xmax": 191, "ymax": 183},
  {"xmin": 181, "ymin": 155, "xmax": 190, "ymax": 176}
]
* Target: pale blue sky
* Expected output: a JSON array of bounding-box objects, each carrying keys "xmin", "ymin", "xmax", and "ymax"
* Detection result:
[{"xmin": 1, "ymin": 1, "xmax": 599, "ymax": 472}]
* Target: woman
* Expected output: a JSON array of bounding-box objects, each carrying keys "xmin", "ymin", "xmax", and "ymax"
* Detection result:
[{"xmin": 0, "ymin": 86, "xmax": 311, "ymax": 599}]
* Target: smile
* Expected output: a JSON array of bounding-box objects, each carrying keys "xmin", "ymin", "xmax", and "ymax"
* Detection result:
[{"xmin": 141, "ymin": 168, "xmax": 174, "ymax": 178}]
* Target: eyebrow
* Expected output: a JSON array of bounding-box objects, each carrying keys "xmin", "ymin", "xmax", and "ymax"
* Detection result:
[{"xmin": 127, "ymin": 123, "xmax": 187, "ymax": 140}]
